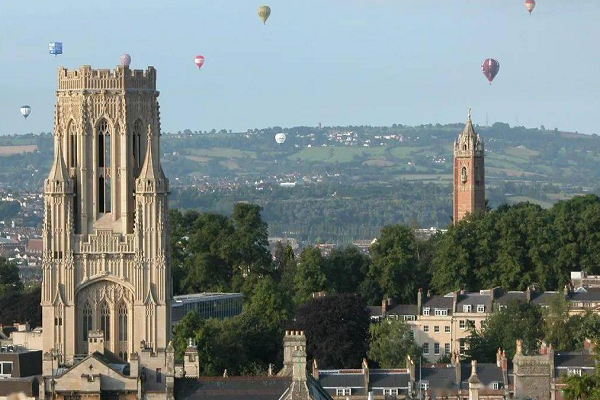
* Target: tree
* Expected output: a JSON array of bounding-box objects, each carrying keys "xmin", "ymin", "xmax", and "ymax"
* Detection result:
[
  {"xmin": 466, "ymin": 301, "xmax": 543, "ymax": 362},
  {"xmin": 368, "ymin": 319, "xmax": 421, "ymax": 368},
  {"xmin": 544, "ymin": 293, "xmax": 574, "ymax": 351},
  {"xmin": 0, "ymin": 286, "xmax": 41, "ymax": 327},
  {"xmin": 291, "ymin": 294, "xmax": 370, "ymax": 369},
  {"xmin": 563, "ymin": 374, "xmax": 599, "ymax": 400},
  {"xmin": 231, "ymin": 203, "xmax": 273, "ymax": 279},
  {"xmin": 293, "ymin": 247, "xmax": 327, "ymax": 304},
  {"xmin": 368, "ymin": 225, "xmax": 419, "ymax": 303},
  {"xmin": 325, "ymin": 246, "xmax": 370, "ymax": 294},
  {"xmin": 0, "ymin": 257, "xmax": 23, "ymax": 297}
]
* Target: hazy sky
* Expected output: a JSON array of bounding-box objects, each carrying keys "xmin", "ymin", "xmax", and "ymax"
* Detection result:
[{"xmin": 0, "ymin": 0, "xmax": 598, "ymax": 135}]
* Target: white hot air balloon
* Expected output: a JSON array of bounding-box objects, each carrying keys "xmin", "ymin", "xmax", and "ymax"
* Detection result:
[
  {"xmin": 20, "ymin": 105, "xmax": 31, "ymax": 119},
  {"xmin": 275, "ymin": 132, "xmax": 286, "ymax": 145},
  {"xmin": 120, "ymin": 54, "xmax": 131, "ymax": 67}
]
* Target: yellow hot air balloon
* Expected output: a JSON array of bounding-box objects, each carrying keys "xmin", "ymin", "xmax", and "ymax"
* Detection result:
[{"xmin": 258, "ymin": 5, "xmax": 271, "ymax": 24}]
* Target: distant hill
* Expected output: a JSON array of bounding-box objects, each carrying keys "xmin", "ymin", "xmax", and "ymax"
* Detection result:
[{"xmin": 2, "ymin": 124, "xmax": 600, "ymax": 242}]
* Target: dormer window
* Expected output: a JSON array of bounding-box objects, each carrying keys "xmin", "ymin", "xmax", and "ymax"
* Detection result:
[
  {"xmin": 492, "ymin": 382, "xmax": 500, "ymax": 390},
  {"xmin": 423, "ymin": 307, "xmax": 430, "ymax": 316},
  {"xmin": 463, "ymin": 305, "xmax": 472, "ymax": 313},
  {"xmin": 435, "ymin": 309, "xmax": 448, "ymax": 316},
  {"xmin": 477, "ymin": 304, "xmax": 486, "ymax": 313}
]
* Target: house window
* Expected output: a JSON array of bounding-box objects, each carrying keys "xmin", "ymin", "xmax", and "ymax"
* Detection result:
[
  {"xmin": 434, "ymin": 309, "xmax": 448, "ymax": 316},
  {"xmin": 423, "ymin": 343, "xmax": 429, "ymax": 355},
  {"xmin": 100, "ymin": 303, "xmax": 110, "ymax": 342},
  {"xmin": 420, "ymin": 382, "xmax": 429, "ymax": 391},
  {"xmin": 410, "ymin": 330, "xmax": 415, "ymax": 340},
  {"xmin": 492, "ymin": 382, "xmax": 500, "ymax": 390},
  {"xmin": 499, "ymin": 305, "xmax": 507, "ymax": 311},
  {"xmin": 434, "ymin": 343, "xmax": 440, "ymax": 355},
  {"xmin": 423, "ymin": 308, "xmax": 430, "ymax": 316},
  {"xmin": 0, "ymin": 362, "xmax": 13, "ymax": 377},
  {"xmin": 444, "ymin": 343, "xmax": 451, "ymax": 354},
  {"xmin": 423, "ymin": 325, "xmax": 429, "ymax": 333},
  {"xmin": 463, "ymin": 305, "xmax": 472, "ymax": 313},
  {"xmin": 445, "ymin": 326, "xmax": 451, "ymax": 333},
  {"xmin": 383, "ymin": 389, "xmax": 399, "ymax": 395},
  {"xmin": 477, "ymin": 304, "xmax": 486, "ymax": 313},
  {"xmin": 568, "ymin": 368, "xmax": 583, "ymax": 377},
  {"xmin": 434, "ymin": 326, "xmax": 440, "ymax": 333},
  {"xmin": 467, "ymin": 320, "xmax": 475, "ymax": 329},
  {"xmin": 459, "ymin": 320, "xmax": 466, "ymax": 329},
  {"xmin": 335, "ymin": 389, "xmax": 351, "ymax": 396},
  {"xmin": 82, "ymin": 302, "xmax": 92, "ymax": 342},
  {"xmin": 405, "ymin": 315, "xmax": 416, "ymax": 321},
  {"xmin": 156, "ymin": 368, "xmax": 162, "ymax": 383},
  {"xmin": 459, "ymin": 339, "xmax": 466, "ymax": 353}
]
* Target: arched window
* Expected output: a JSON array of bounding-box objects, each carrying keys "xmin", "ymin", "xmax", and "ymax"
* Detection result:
[
  {"xmin": 461, "ymin": 167, "xmax": 468, "ymax": 184},
  {"xmin": 100, "ymin": 303, "xmax": 110, "ymax": 342},
  {"xmin": 82, "ymin": 302, "xmax": 92, "ymax": 342},
  {"xmin": 97, "ymin": 120, "xmax": 111, "ymax": 214},
  {"xmin": 118, "ymin": 303, "xmax": 128, "ymax": 342},
  {"xmin": 133, "ymin": 120, "xmax": 143, "ymax": 170},
  {"xmin": 68, "ymin": 122, "xmax": 77, "ymax": 168}
]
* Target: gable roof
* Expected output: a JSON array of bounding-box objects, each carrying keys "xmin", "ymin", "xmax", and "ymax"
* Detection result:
[{"xmin": 175, "ymin": 377, "xmax": 293, "ymax": 400}]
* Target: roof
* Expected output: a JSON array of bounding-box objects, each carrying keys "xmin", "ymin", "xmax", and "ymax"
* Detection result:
[
  {"xmin": 26, "ymin": 239, "xmax": 43, "ymax": 252},
  {"xmin": 569, "ymin": 289, "xmax": 600, "ymax": 302},
  {"xmin": 554, "ymin": 352, "xmax": 596, "ymax": 368},
  {"xmin": 367, "ymin": 306, "xmax": 383, "ymax": 318},
  {"xmin": 530, "ymin": 292, "xmax": 558, "ymax": 306},
  {"xmin": 388, "ymin": 304, "xmax": 418, "ymax": 316},
  {"xmin": 456, "ymin": 293, "xmax": 493, "ymax": 312},
  {"xmin": 369, "ymin": 371, "xmax": 410, "ymax": 388},
  {"xmin": 460, "ymin": 363, "xmax": 508, "ymax": 387},
  {"xmin": 173, "ymin": 293, "xmax": 243, "ymax": 306},
  {"xmin": 495, "ymin": 291, "xmax": 526, "ymax": 305},
  {"xmin": 175, "ymin": 377, "xmax": 294, "ymax": 400},
  {"xmin": 420, "ymin": 367, "xmax": 457, "ymax": 389},
  {"xmin": 47, "ymin": 142, "xmax": 69, "ymax": 182},
  {"xmin": 422, "ymin": 296, "xmax": 453, "ymax": 313}
]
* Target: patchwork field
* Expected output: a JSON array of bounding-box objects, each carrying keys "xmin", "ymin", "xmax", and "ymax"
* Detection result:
[{"xmin": 0, "ymin": 145, "xmax": 37, "ymax": 156}]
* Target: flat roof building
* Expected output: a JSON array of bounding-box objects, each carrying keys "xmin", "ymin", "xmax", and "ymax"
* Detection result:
[{"xmin": 172, "ymin": 293, "xmax": 243, "ymax": 325}]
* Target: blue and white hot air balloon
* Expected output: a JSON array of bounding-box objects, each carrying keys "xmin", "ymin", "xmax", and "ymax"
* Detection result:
[{"xmin": 49, "ymin": 42, "xmax": 63, "ymax": 56}]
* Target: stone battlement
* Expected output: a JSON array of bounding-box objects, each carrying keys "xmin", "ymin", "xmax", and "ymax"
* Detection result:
[{"xmin": 57, "ymin": 65, "xmax": 156, "ymax": 92}]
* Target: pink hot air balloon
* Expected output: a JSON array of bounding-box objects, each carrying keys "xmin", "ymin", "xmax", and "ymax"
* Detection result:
[
  {"xmin": 524, "ymin": 0, "xmax": 536, "ymax": 15},
  {"xmin": 120, "ymin": 54, "xmax": 131, "ymax": 67},
  {"xmin": 481, "ymin": 58, "xmax": 500, "ymax": 85},
  {"xmin": 194, "ymin": 55, "xmax": 205, "ymax": 70}
]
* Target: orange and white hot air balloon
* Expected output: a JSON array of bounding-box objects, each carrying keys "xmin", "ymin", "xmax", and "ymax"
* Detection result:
[
  {"xmin": 524, "ymin": 0, "xmax": 536, "ymax": 15},
  {"xmin": 194, "ymin": 55, "xmax": 205, "ymax": 70}
]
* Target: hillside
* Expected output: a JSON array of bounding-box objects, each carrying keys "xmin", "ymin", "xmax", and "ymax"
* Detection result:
[{"xmin": 2, "ymin": 123, "xmax": 600, "ymax": 242}]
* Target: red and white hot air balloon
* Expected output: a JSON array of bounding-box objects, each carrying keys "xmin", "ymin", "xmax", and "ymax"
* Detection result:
[
  {"xmin": 524, "ymin": 0, "xmax": 536, "ymax": 15},
  {"xmin": 481, "ymin": 58, "xmax": 500, "ymax": 85},
  {"xmin": 194, "ymin": 55, "xmax": 205, "ymax": 70}
]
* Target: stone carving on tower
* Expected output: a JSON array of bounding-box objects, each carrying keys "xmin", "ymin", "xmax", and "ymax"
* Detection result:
[
  {"xmin": 453, "ymin": 108, "xmax": 485, "ymax": 224},
  {"xmin": 41, "ymin": 64, "xmax": 171, "ymax": 371}
]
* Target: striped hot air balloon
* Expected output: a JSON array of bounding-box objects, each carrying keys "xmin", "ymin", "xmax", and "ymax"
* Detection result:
[
  {"xmin": 481, "ymin": 59, "xmax": 500, "ymax": 85},
  {"xmin": 20, "ymin": 105, "xmax": 31, "ymax": 119},
  {"xmin": 525, "ymin": 0, "xmax": 536, "ymax": 15}
]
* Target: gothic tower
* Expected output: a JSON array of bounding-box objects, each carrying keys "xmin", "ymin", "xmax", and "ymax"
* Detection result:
[
  {"xmin": 453, "ymin": 108, "xmax": 485, "ymax": 224},
  {"xmin": 41, "ymin": 65, "xmax": 171, "ymax": 365}
]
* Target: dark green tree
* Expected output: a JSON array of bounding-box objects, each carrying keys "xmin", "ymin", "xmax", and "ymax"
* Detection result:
[
  {"xmin": 0, "ymin": 257, "xmax": 23, "ymax": 297},
  {"xmin": 368, "ymin": 319, "xmax": 421, "ymax": 368},
  {"xmin": 293, "ymin": 247, "xmax": 327, "ymax": 304},
  {"xmin": 325, "ymin": 246, "xmax": 370, "ymax": 294},
  {"xmin": 291, "ymin": 293, "xmax": 370, "ymax": 369}
]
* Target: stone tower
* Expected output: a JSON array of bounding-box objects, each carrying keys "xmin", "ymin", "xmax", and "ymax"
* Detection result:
[
  {"xmin": 41, "ymin": 65, "xmax": 171, "ymax": 366},
  {"xmin": 453, "ymin": 108, "xmax": 485, "ymax": 224}
]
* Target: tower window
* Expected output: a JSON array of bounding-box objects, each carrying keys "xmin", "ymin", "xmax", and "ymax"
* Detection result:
[
  {"xmin": 97, "ymin": 120, "xmax": 111, "ymax": 215},
  {"xmin": 133, "ymin": 119, "xmax": 143, "ymax": 170},
  {"xmin": 461, "ymin": 167, "xmax": 468, "ymax": 184},
  {"xmin": 69, "ymin": 123, "xmax": 77, "ymax": 168},
  {"xmin": 100, "ymin": 303, "xmax": 110, "ymax": 342},
  {"xmin": 118, "ymin": 303, "xmax": 128, "ymax": 342},
  {"xmin": 83, "ymin": 302, "xmax": 92, "ymax": 342}
]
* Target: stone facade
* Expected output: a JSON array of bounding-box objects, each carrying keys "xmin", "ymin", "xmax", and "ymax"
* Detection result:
[
  {"xmin": 41, "ymin": 64, "xmax": 172, "ymax": 400},
  {"xmin": 453, "ymin": 108, "xmax": 485, "ymax": 224}
]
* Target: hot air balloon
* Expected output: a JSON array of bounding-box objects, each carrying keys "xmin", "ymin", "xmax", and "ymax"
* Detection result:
[
  {"xmin": 49, "ymin": 42, "xmax": 63, "ymax": 56},
  {"xmin": 120, "ymin": 54, "xmax": 131, "ymax": 67},
  {"xmin": 20, "ymin": 106, "xmax": 31, "ymax": 119},
  {"xmin": 524, "ymin": 0, "xmax": 536, "ymax": 15},
  {"xmin": 194, "ymin": 55, "xmax": 205, "ymax": 70},
  {"xmin": 258, "ymin": 5, "xmax": 271, "ymax": 24},
  {"xmin": 481, "ymin": 59, "xmax": 500, "ymax": 84},
  {"xmin": 275, "ymin": 133, "xmax": 286, "ymax": 145}
]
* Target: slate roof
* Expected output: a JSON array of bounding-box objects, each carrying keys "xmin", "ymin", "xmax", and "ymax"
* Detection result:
[
  {"xmin": 554, "ymin": 352, "xmax": 596, "ymax": 368},
  {"xmin": 369, "ymin": 371, "xmax": 410, "ymax": 388},
  {"xmin": 367, "ymin": 306, "xmax": 383, "ymax": 318},
  {"xmin": 388, "ymin": 304, "xmax": 418, "ymax": 316},
  {"xmin": 319, "ymin": 372, "xmax": 364, "ymax": 389},
  {"xmin": 495, "ymin": 291, "xmax": 526, "ymax": 305},
  {"xmin": 420, "ymin": 367, "xmax": 457, "ymax": 389},
  {"xmin": 456, "ymin": 293, "xmax": 493, "ymax": 312},
  {"xmin": 460, "ymin": 363, "xmax": 509, "ymax": 387},
  {"xmin": 176, "ymin": 377, "xmax": 294, "ymax": 400},
  {"xmin": 422, "ymin": 296, "xmax": 453, "ymax": 314},
  {"xmin": 319, "ymin": 369, "xmax": 410, "ymax": 394},
  {"xmin": 569, "ymin": 289, "xmax": 600, "ymax": 302}
]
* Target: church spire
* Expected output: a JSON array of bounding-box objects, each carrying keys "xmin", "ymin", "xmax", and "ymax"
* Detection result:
[
  {"xmin": 47, "ymin": 139, "xmax": 69, "ymax": 183},
  {"xmin": 136, "ymin": 124, "xmax": 168, "ymax": 193}
]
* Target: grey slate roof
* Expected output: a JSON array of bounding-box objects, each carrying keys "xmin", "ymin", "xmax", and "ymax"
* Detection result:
[
  {"xmin": 530, "ymin": 292, "xmax": 559, "ymax": 306},
  {"xmin": 369, "ymin": 371, "xmax": 410, "ymax": 388},
  {"xmin": 495, "ymin": 291, "xmax": 526, "ymax": 305},
  {"xmin": 422, "ymin": 296, "xmax": 453, "ymax": 314},
  {"xmin": 367, "ymin": 306, "xmax": 383, "ymax": 318},
  {"xmin": 456, "ymin": 293, "xmax": 493, "ymax": 312},
  {"xmin": 569, "ymin": 289, "xmax": 600, "ymax": 302},
  {"xmin": 319, "ymin": 372, "xmax": 364, "ymax": 389},
  {"xmin": 555, "ymin": 352, "xmax": 596, "ymax": 368},
  {"xmin": 175, "ymin": 377, "xmax": 294, "ymax": 400},
  {"xmin": 420, "ymin": 367, "xmax": 457, "ymax": 389},
  {"xmin": 388, "ymin": 304, "xmax": 418, "ymax": 316},
  {"xmin": 460, "ymin": 363, "xmax": 510, "ymax": 388}
]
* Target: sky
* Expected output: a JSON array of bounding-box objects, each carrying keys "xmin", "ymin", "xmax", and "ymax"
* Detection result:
[{"xmin": 0, "ymin": 0, "xmax": 599, "ymax": 135}]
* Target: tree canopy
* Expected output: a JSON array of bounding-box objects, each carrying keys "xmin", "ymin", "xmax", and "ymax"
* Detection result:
[{"xmin": 368, "ymin": 319, "xmax": 421, "ymax": 368}]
